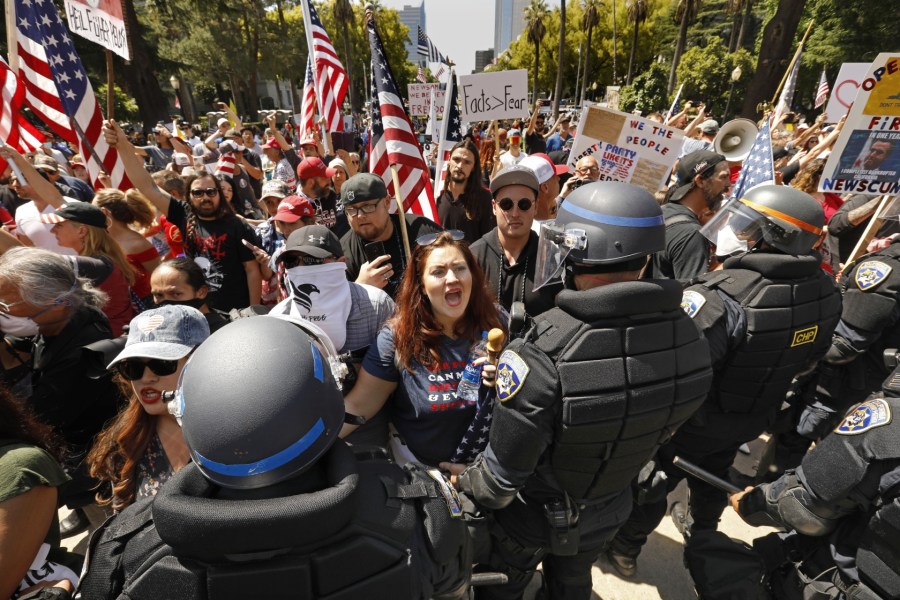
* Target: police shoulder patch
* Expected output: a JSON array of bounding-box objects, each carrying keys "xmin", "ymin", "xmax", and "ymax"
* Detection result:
[
  {"xmin": 855, "ymin": 260, "xmax": 892, "ymax": 291},
  {"xmin": 681, "ymin": 290, "xmax": 707, "ymax": 319},
  {"xmin": 835, "ymin": 398, "xmax": 892, "ymax": 435},
  {"xmin": 496, "ymin": 350, "xmax": 530, "ymax": 403}
]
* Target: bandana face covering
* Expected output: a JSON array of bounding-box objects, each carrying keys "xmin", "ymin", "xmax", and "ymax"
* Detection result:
[{"xmin": 273, "ymin": 261, "xmax": 351, "ymax": 351}]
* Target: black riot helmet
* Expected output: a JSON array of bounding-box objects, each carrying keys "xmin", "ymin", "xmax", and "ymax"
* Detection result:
[
  {"xmin": 535, "ymin": 181, "xmax": 665, "ymax": 289},
  {"xmin": 700, "ymin": 184, "xmax": 825, "ymax": 256},
  {"xmin": 175, "ymin": 315, "xmax": 345, "ymax": 490}
]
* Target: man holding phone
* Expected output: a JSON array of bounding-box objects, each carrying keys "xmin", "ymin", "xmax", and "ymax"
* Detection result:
[{"xmin": 338, "ymin": 174, "xmax": 441, "ymax": 299}]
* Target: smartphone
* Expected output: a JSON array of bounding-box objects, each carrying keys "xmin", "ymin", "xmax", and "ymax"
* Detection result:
[{"xmin": 363, "ymin": 241, "xmax": 387, "ymax": 264}]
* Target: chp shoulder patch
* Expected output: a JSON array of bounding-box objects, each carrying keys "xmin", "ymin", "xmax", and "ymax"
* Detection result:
[
  {"xmin": 496, "ymin": 350, "xmax": 529, "ymax": 403},
  {"xmin": 836, "ymin": 398, "xmax": 892, "ymax": 435},
  {"xmin": 855, "ymin": 260, "xmax": 892, "ymax": 291},
  {"xmin": 681, "ymin": 290, "xmax": 707, "ymax": 319}
]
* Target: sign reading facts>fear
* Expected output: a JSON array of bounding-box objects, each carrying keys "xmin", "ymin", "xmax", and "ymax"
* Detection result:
[{"xmin": 458, "ymin": 70, "xmax": 530, "ymax": 122}]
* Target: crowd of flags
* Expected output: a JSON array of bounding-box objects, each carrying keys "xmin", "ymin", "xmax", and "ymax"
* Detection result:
[{"xmin": 303, "ymin": 0, "xmax": 348, "ymax": 133}]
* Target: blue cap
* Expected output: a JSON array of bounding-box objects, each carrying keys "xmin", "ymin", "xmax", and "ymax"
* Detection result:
[{"xmin": 107, "ymin": 305, "xmax": 210, "ymax": 368}]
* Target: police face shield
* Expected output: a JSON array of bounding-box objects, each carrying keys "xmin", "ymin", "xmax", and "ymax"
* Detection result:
[
  {"xmin": 699, "ymin": 199, "xmax": 768, "ymax": 257},
  {"xmin": 877, "ymin": 196, "xmax": 900, "ymax": 220},
  {"xmin": 535, "ymin": 221, "xmax": 587, "ymax": 290}
]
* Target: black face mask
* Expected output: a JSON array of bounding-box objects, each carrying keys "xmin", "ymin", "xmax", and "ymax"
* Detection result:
[{"xmin": 154, "ymin": 298, "xmax": 206, "ymax": 310}]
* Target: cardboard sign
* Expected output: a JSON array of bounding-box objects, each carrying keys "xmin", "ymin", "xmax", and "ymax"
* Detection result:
[
  {"xmin": 63, "ymin": 0, "xmax": 130, "ymax": 60},
  {"xmin": 458, "ymin": 70, "xmax": 529, "ymax": 122},
  {"xmin": 824, "ymin": 62, "xmax": 870, "ymax": 124},
  {"xmin": 408, "ymin": 83, "xmax": 445, "ymax": 118},
  {"xmin": 820, "ymin": 54, "xmax": 900, "ymax": 196},
  {"xmin": 567, "ymin": 103, "xmax": 684, "ymax": 194}
]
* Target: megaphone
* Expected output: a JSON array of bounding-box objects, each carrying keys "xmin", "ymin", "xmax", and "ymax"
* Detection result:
[{"xmin": 713, "ymin": 119, "xmax": 759, "ymax": 162}]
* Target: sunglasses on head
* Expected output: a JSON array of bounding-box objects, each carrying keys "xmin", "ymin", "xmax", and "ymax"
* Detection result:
[
  {"xmin": 115, "ymin": 357, "xmax": 180, "ymax": 381},
  {"xmin": 496, "ymin": 198, "xmax": 534, "ymax": 212},
  {"xmin": 416, "ymin": 229, "xmax": 465, "ymax": 247},
  {"xmin": 190, "ymin": 187, "xmax": 218, "ymax": 198}
]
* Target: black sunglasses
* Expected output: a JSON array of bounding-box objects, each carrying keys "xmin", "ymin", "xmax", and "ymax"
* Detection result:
[
  {"xmin": 416, "ymin": 229, "xmax": 465, "ymax": 247},
  {"xmin": 497, "ymin": 198, "xmax": 534, "ymax": 212},
  {"xmin": 281, "ymin": 253, "xmax": 325, "ymax": 269},
  {"xmin": 189, "ymin": 187, "xmax": 218, "ymax": 198},
  {"xmin": 115, "ymin": 358, "xmax": 180, "ymax": 381}
]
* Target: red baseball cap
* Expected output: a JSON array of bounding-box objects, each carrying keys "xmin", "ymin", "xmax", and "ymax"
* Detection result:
[
  {"xmin": 520, "ymin": 153, "xmax": 568, "ymax": 184},
  {"xmin": 262, "ymin": 137, "xmax": 281, "ymax": 149},
  {"xmin": 299, "ymin": 136, "xmax": 317, "ymax": 147},
  {"xmin": 296, "ymin": 157, "xmax": 335, "ymax": 180},
  {"xmin": 273, "ymin": 195, "xmax": 316, "ymax": 223}
]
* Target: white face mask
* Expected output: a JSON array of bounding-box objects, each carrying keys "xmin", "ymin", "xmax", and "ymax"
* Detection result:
[
  {"xmin": 715, "ymin": 226, "xmax": 748, "ymax": 257},
  {"xmin": 0, "ymin": 314, "xmax": 41, "ymax": 337},
  {"xmin": 272, "ymin": 262, "xmax": 352, "ymax": 351}
]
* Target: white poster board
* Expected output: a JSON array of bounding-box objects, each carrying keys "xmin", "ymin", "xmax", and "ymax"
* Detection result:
[
  {"xmin": 408, "ymin": 83, "xmax": 444, "ymax": 118},
  {"xmin": 823, "ymin": 62, "xmax": 870, "ymax": 124},
  {"xmin": 63, "ymin": 0, "xmax": 130, "ymax": 60},
  {"xmin": 820, "ymin": 54, "xmax": 900, "ymax": 197},
  {"xmin": 458, "ymin": 69, "xmax": 529, "ymax": 122},
  {"xmin": 567, "ymin": 103, "xmax": 684, "ymax": 194}
]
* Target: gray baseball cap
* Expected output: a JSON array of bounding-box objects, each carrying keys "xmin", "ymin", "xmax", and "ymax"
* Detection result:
[{"xmin": 107, "ymin": 305, "xmax": 210, "ymax": 368}]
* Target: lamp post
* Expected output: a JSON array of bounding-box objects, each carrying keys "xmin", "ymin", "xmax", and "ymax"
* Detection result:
[
  {"xmin": 724, "ymin": 66, "xmax": 742, "ymax": 120},
  {"xmin": 169, "ymin": 75, "xmax": 183, "ymax": 120}
]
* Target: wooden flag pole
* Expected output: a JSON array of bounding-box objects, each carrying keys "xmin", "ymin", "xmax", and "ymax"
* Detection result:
[
  {"xmin": 843, "ymin": 194, "xmax": 894, "ymax": 268},
  {"xmin": 105, "ymin": 50, "xmax": 115, "ymax": 120},
  {"xmin": 5, "ymin": 0, "xmax": 19, "ymax": 72},
  {"xmin": 391, "ymin": 164, "xmax": 412, "ymax": 260},
  {"xmin": 769, "ymin": 19, "xmax": 815, "ymax": 108}
]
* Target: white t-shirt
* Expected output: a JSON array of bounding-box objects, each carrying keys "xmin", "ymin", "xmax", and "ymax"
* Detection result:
[
  {"xmin": 500, "ymin": 150, "xmax": 527, "ymax": 169},
  {"xmin": 14, "ymin": 201, "xmax": 78, "ymax": 255}
]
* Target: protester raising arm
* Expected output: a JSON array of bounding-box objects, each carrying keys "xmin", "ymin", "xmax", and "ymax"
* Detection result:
[
  {"xmin": 0, "ymin": 145, "xmax": 66, "ymax": 209},
  {"xmin": 526, "ymin": 99, "xmax": 544, "ymax": 136},
  {"xmin": 102, "ymin": 119, "xmax": 172, "ymax": 216}
]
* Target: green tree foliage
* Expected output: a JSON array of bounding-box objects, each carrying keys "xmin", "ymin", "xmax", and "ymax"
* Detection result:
[
  {"xmin": 675, "ymin": 37, "xmax": 754, "ymax": 118},
  {"xmin": 97, "ymin": 84, "xmax": 142, "ymax": 123},
  {"xmin": 618, "ymin": 62, "xmax": 670, "ymax": 113}
]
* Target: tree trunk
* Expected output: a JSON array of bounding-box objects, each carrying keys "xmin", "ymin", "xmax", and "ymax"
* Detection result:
[
  {"xmin": 247, "ymin": 21, "xmax": 260, "ymax": 120},
  {"xmin": 736, "ymin": 0, "xmax": 754, "ymax": 50},
  {"xmin": 341, "ymin": 28, "xmax": 360, "ymax": 113},
  {"xmin": 728, "ymin": 14, "xmax": 739, "ymax": 52},
  {"xmin": 120, "ymin": 0, "xmax": 169, "ymax": 130},
  {"xmin": 611, "ymin": 0, "xmax": 618, "ymax": 85},
  {"xmin": 739, "ymin": 0, "xmax": 806, "ymax": 119},
  {"xmin": 667, "ymin": 3, "xmax": 689, "ymax": 94},
  {"xmin": 533, "ymin": 45, "xmax": 540, "ymax": 102},
  {"xmin": 627, "ymin": 18, "xmax": 639, "ymax": 84},
  {"xmin": 581, "ymin": 25, "xmax": 593, "ymax": 106},
  {"xmin": 552, "ymin": 0, "xmax": 566, "ymax": 119}
]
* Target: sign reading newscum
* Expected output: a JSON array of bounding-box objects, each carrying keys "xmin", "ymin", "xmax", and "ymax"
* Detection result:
[
  {"xmin": 63, "ymin": 0, "xmax": 130, "ymax": 60},
  {"xmin": 820, "ymin": 53, "xmax": 900, "ymax": 196},
  {"xmin": 458, "ymin": 70, "xmax": 530, "ymax": 122},
  {"xmin": 568, "ymin": 103, "xmax": 684, "ymax": 194}
]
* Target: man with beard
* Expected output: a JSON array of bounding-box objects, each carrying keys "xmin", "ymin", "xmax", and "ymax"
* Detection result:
[
  {"xmin": 436, "ymin": 140, "xmax": 494, "ymax": 244},
  {"xmin": 650, "ymin": 150, "xmax": 730, "ymax": 280},
  {"xmin": 296, "ymin": 157, "xmax": 349, "ymax": 237},
  {"xmin": 852, "ymin": 139, "xmax": 894, "ymax": 171},
  {"xmin": 103, "ymin": 120, "xmax": 262, "ymax": 311}
]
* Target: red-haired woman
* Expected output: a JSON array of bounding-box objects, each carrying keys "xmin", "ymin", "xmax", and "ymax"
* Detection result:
[
  {"xmin": 87, "ymin": 305, "xmax": 210, "ymax": 511},
  {"xmin": 341, "ymin": 231, "xmax": 505, "ymax": 467}
]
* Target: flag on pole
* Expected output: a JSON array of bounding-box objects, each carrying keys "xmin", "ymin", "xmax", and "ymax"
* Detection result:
[
  {"xmin": 665, "ymin": 84, "xmax": 684, "ymax": 123},
  {"xmin": 13, "ymin": 0, "xmax": 129, "ymax": 189},
  {"xmin": 299, "ymin": 57, "xmax": 318, "ymax": 137},
  {"xmin": 433, "ymin": 70, "xmax": 461, "ymax": 195},
  {"xmin": 772, "ymin": 45, "xmax": 803, "ymax": 126},
  {"xmin": 814, "ymin": 68, "xmax": 830, "ymax": 109},
  {"xmin": 416, "ymin": 66, "xmax": 427, "ymax": 84},
  {"xmin": 732, "ymin": 119, "xmax": 774, "ymax": 201},
  {"xmin": 417, "ymin": 26, "xmax": 447, "ymax": 64},
  {"xmin": 303, "ymin": 0, "xmax": 348, "ymax": 132},
  {"xmin": 0, "ymin": 56, "xmax": 44, "ymax": 154},
  {"xmin": 368, "ymin": 16, "xmax": 438, "ymax": 223}
]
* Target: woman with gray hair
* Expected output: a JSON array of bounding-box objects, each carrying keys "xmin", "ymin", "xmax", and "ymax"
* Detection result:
[{"xmin": 0, "ymin": 246, "xmax": 121, "ymax": 539}]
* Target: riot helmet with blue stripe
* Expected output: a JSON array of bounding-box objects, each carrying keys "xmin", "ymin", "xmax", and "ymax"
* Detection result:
[
  {"xmin": 176, "ymin": 314, "xmax": 346, "ymax": 489},
  {"xmin": 535, "ymin": 181, "xmax": 665, "ymax": 289}
]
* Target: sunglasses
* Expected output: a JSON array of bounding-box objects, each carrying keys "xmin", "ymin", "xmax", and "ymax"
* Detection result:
[
  {"xmin": 115, "ymin": 357, "xmax": 180, "ymax": 381},
  {"xmin": 496, "ymin": 198, "xmax": 534, "ymax": 212},
  {"xmin": 281, "ymin": 253, "xmax": 325, "ymax": 269},
  {"xmin": 190, "ymin": 187, "xmax": 218, "ymax": 198},
  {"xmin": 345, "ymin": 202, "xmax": 381, "ymax": 217},
  {"xmin": 416, "ymin": 229, "xmax": 465, "ymax": 247}
]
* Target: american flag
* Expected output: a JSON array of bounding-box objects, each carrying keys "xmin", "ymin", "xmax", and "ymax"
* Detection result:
[
  {"xmin": 298, "ymin": 57, "xmax": 317, "ymax": 137},
  {"xmin": 303, "ymin": 0, "xmax": 347, "ymax": 132},
  {"xmin": 417, "ymin": 26, "xmax": 447, "ymax": 64},
  {"xmin": 416, "ymin": 66, "xmax": 427, "ymax": 84},
  {"xmin": 814, "ymin": 68, "xmax": 830, "ymax": 109},
  {"xmin": 367, "ymin": 15, "xmax": 439, "ymax": 223},
  {"xmin": 0, "ymin": 55, "xmax": 44, "ymax": 170},
  {"xmin": 732, "ymin": 119, "xmax": 774, "ymax": 201},
  {"xmin": 433, "ymin": 70, "xmax": 461, "ymax": 194},
  {"xmin": 13, "ymin": 0, "xmax": 130, "ymax": 189},
  {"xmin": 772, "ymin": 45, "xmax": 803, "ymax": 126},
  {"xmin": 449, "ymin": 387, "xmax": 494, "ymax": 464}
]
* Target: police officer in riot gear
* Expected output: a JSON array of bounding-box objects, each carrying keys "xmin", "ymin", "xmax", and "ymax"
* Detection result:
[
  {"xmin": 608, "ymin": 184, "xmax": 842, "ymax": 576},
  {"xmin": 78, "ymin": 315, "xmax": 470, "ymax": 600},
  {"xmin": 452, "ymin": 181, "xmax": 714, "ymax": 599},
  {"xmin": 730, "ymin": 362, "xmax": 900, "ymax": 600}
]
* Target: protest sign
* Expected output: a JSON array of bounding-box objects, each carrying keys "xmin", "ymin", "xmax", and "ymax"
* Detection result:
[
  {"xmin": 408, "ymin": 83, "xmax": 444, "ymax": 118},
  {"xmin": 820, "ymin": 53, "xmax": 900, "ymax": 196},
  {"xmin": 458, "ymin": 70, "xmax": 529, "ymax": 122},
  {"xmin": 824, "ymin": 62, "xmax": 870, "ymax": 123},
  {"xmin": 567, "ymin": 103, "xmax": 684, "ymax": 194},
  {"xmin": 63, "ymin": 0, "xmax": 130, "ymax": 60}
]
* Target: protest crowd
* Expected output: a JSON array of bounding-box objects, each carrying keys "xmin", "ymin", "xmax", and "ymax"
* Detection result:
[{"xmin": 2, "ymin": 0, "xmax": 900, "ymax": 599}]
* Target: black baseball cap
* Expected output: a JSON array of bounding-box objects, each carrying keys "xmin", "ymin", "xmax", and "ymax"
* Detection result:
[
  {"xmin": 341, "ymin": 173, "xmax": 388, "ymax": 205},
  {"xmin": 669, "ymin": 150, "xmax": 726, "ymax": 202},
  {"xmin": 40, "ymin": 202, "xmax": 108, "ymax": 229},
  {"xmin": 278, "ymin": 225, "xmax": 344, "ymax": 260}
]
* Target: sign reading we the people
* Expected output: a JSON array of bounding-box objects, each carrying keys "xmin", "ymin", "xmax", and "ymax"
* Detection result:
[
  {"xmin": 458, "ymin": 70, "xmax": 529, "ymax": 122},
  {"xmin": 820, "ymin": 53, "xmax": 900, "ymax": 197},
  {"xmin": 63, "ymin": 0, "xmax": 130, "ymax": 60},
  {"xmin": 567, "ymin": 103, "xmax": 684, "ymax": 194}
]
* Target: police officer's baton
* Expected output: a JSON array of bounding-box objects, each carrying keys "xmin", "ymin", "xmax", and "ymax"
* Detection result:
[{"xmin": 673, "ymin": 457, "xmax": 743, "ymax": 494}]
